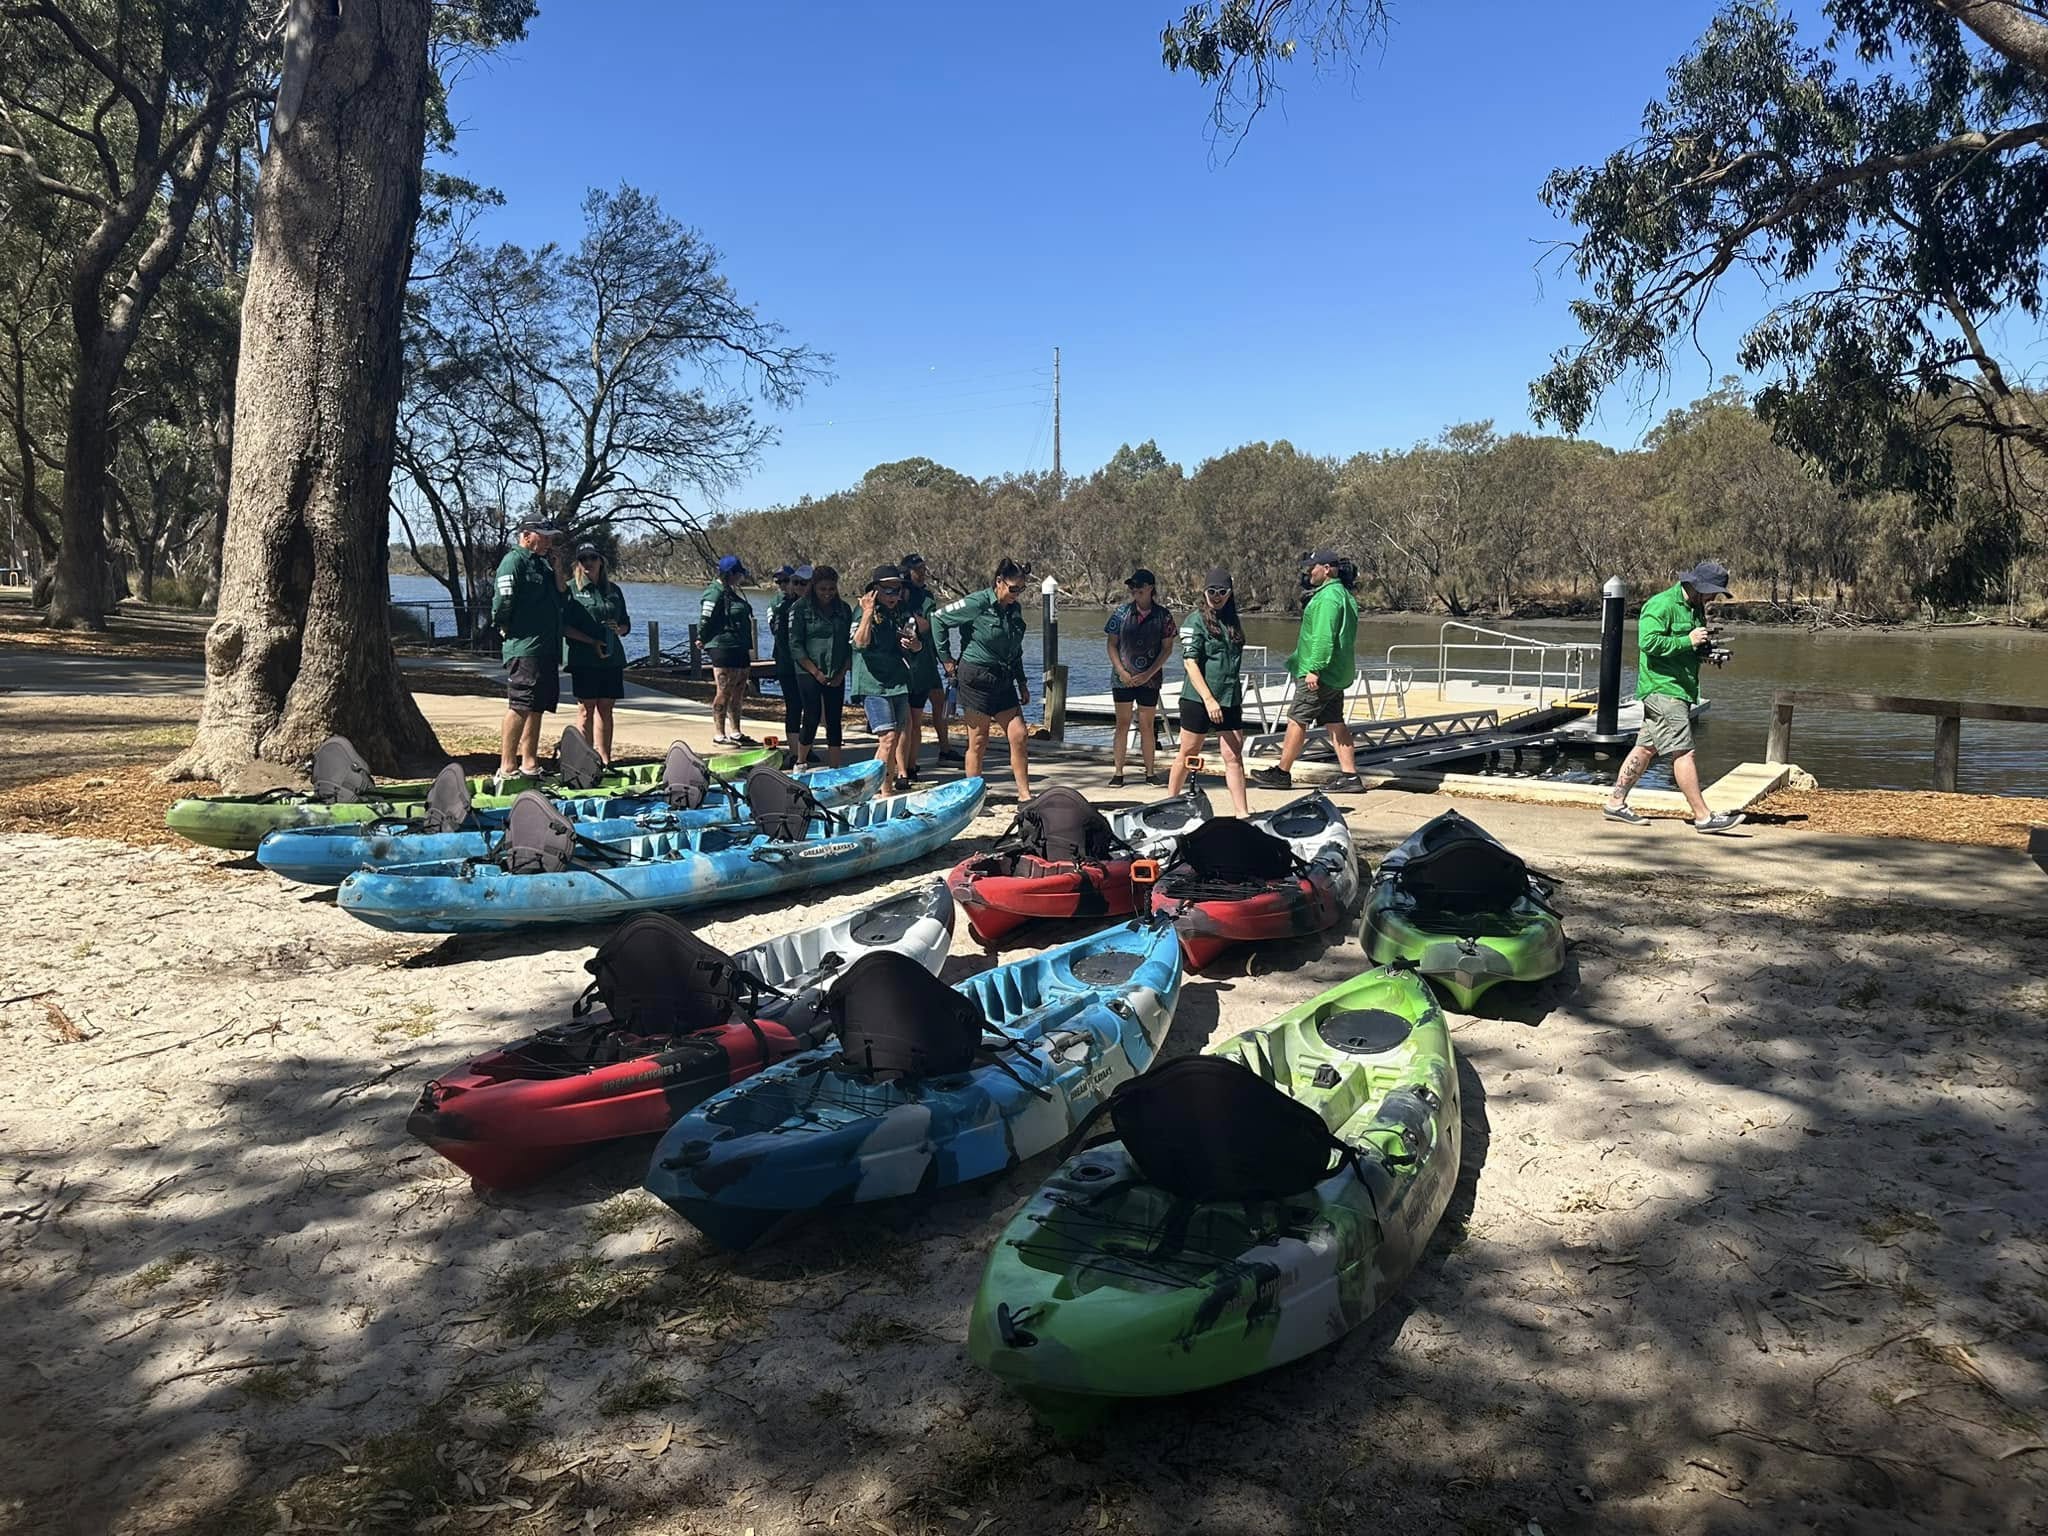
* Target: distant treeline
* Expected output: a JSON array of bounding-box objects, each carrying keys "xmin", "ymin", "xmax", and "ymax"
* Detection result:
[{"xmin": 628, "ymin": 385, "xmax": 2043, "ymax": 624}]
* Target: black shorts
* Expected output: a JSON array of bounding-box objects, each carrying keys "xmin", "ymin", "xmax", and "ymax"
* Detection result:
[
  {"xmin": 506, "ymin": 655, "xmax": 559, "ymax": 714},
  {"xmin": 1178, "ymin": 698, "xmax": 1243, "ymax": 734},
  {"xmin": 955, "ymin": 660, "xmax": 1020, "ymax": 719},
  {"xmin": 569, "ymin": 667, "xmax": 625, "ymax": 702},
  {"xmin": 1112, "ymin": 683, "xmax": 1161, "ymax": 708},
  {"xmin": 1287, "ymin": 681, "xmax": 1345, "ymax": 727}
]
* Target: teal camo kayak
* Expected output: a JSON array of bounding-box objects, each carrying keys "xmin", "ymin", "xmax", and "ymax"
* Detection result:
[
  {"xmin": 253, "ymin": 760, "xmax": 885, "ymax": 886},
  {"xmin": 1360, "ymin": 809, "xmax": 1564, "ymax": 1009},
  {"xmin": 164, "ymin": 744, "xmax": 782, "ymax": 851},
  {"xmin": 969, "ymin": 963, "xmax": 1459, "ymax": 1433},
  {"xmin": 644, "ymin": 920, "xmax": 1186, "ymax": 1250},
  {"xmin": 336, "ymin": 778, "xmax": 986, "ymax": 934}
]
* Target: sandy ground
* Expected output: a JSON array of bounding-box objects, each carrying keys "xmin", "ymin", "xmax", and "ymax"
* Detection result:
[{"xmin": 2, "ymin": 760, "xmax": 2045, "ymax": 1536}]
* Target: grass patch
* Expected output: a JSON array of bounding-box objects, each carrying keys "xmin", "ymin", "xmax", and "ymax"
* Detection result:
[
  {"xmin": 586, "ymin": 1190, "xmax": 665, "ymax": 1238},
  {"xmin": 372, "ymin": 1001, "xmax": 438, "ymax": 1042},
  {"xmin": 837, "ymin": 1312, "xmax": 926, "ymax": 1352},
  {"xmin": 1836, "ymin": 976, "xmax": 1885, "ymax": 1011},
  {"xmin": 128, "ymin": 1250, "xmax": 198, "ymax": 1296},
  {"xmin": 1859, "ymin": 1206, "xmax": 1941, "ymax": 1244},
  {"xmin": 238, "ymin": 1360, "xmax": 319, "ymax": 1406},
  {"xmin": 214, "ymin": 1410, "xmax": 463, "ymax": 1536},
  {"xmin": 598, "ymin": 1368, "xmax": 693, "ymax": 1418},
  {"xmin": 490, "ymin": 1256, "xmax": 663, "ymax": 1344},
  {"xmin": 480, "ymin": 1378, "xmax": 544, "ymax": 1437},
  {"xmin": 808, "ymin": 1386, "xmax": 852, "ymax": 1421}
]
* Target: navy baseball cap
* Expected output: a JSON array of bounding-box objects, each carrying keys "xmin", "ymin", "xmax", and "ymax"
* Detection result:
[
  {"xmin": 717, "ymin": 554, "xmax": 750, "ymax": 578},
  {"xmin": 1126, "ymin": 568, "xmax": 1157, "ymax": 588},
  {"xmin": 1307, "ymin": 549, "xmax": 1343, "ymax": 568},
  {"xmin": 772, "ymin": 564, "xmax": 797, "ymax": 581},
  {"xmin": 900, "ymin": 552, "xmax": 927, "ymax": 570}
]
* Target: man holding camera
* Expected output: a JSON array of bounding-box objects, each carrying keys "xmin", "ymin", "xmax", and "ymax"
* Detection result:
[{"xmin": 1604, "ymin": 560, "xmax": 1744, "ymax": 833}]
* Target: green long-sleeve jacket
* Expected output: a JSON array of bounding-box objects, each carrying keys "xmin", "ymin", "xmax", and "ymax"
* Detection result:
[
  {"xmin": 935, "ymin": 588, "xmax": 1027, "ymax": 687},
  {"xmin": 699, "ymin": 580, "xmax": 754, "ymax": 663},
  {"xmin": 492, "ymin": 547, "xmax": 562, "ymax": 662},
  {"xmin": 790, "ymin": 596, "xmax": 853, "ymax": 679},
  {"xmin": 1635, "ymin": 582, "xmax": 1706, "ymax": 703},
  {"xmin": 563, "ymin": 579, "xmax": 629, "ymax": 671},
  {"xmin": 1286, "ymin": 579, "xmax": 1358, "ymax": 690},
  {"xmin": 767, "ymin": 592, "xmax": 801, "ymax": 677}
]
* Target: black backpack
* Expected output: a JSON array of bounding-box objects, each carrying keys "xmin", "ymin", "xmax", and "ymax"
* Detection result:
[
  {"xmin": 1000, "ymin": 786, "xmax": 1121, "ymax": 865},
  {"xmin": 499, "ymin": 790, "xmax": 575, "ymax": 874},
  {"xmin": 554, "ymin": 726, "xmax": 608, "ymax": 791},
  {"xmin": 421, "ymin": 763, "xmax": 475, "ymax": 833},
  {"xmin": 1083, "ymin": 1055, "xmax": 1356, "ymax": 1201},
  {"xmin": 581, "ymin": 913, "xmax": 770, "ymax": 1035},
  {"xmin": 827, "ymin": 951, "xmax": 987, "ymax": 1079},
  {"xmin": 1170, "ymin": 816, "xmax": 1298, "ymax": 884},
  {"xmin": 308, "ymin": 736, "xmax": 376, "ymax": 804},
  {"xmin": 660, "ymin": 741, "xmax": 715, "ymax": 810},
  {"xmin": 1395, "ymin": 811, "xmax": 1532, "ymax": 916},
  {"xmin": 747, "ymin": 767, "xmax": 833, "ymax": 841}
]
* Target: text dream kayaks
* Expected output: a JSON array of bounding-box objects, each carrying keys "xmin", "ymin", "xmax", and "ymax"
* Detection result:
[
  {"xmin": 1360, "ymin": 809, "xmax": 1564, "ymax": 1009},
  {"xmin": 969, "ymin": 963, "xmax": 1459, "ymax": 1434},
  {"xmin": 407, "ymin": 882, "xmax": 954, "ymax": 1189},
  {"xmin": 643, "ymin": 921, "xmax": 1185, "ymax": 1250},
  {"xmin": 163, "ymin": 730, "xmax": 781, "ymax": 851},
  {"xmin": 1149, "ymin": 792, "xmax": 1360, "ymax": 970},
  {"xmin": 253, "ymin": 760, "xmax": 885, "ymax": 886},
  {"xmin": 337, "ymin": 779, "xmax": 985, "ymax": 934},
  {"xmin": 947, "ymin": 787, "xmax": 1212, "ymax": 946}
]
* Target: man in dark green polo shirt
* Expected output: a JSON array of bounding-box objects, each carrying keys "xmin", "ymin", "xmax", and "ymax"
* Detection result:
[
  {"xmin": 1604, "ymin": 561, "xmax": 1744, "ymax": 833},
  {"xmin": 493, "ymin": 519, "xmax": 605, "ymax": 784}
]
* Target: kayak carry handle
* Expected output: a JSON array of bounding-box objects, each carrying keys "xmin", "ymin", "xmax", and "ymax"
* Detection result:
[
  {"xmin": 1128, "ymin": 858, "xmax": 1161, "ymax": 891},
  {"xmin": 996, "ymin": 1302, "xmax": 1038, "ymax": 1349}
]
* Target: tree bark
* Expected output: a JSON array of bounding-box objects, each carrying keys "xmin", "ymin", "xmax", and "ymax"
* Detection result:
[
  {"xmin": 44, "ymin": 339, "xmax": 116, "ymax": 628},
  {"xmin": 168, "ymin": 0, "xmax": 440, "ymax": 780}
]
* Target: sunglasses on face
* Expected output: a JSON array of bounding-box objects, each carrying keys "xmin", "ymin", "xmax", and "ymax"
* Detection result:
[{"xmin": 1206, "ymin": 587, "xmax": 1230, "ymax": 597}]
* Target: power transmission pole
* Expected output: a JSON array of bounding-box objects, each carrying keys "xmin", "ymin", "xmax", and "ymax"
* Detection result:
[{"xmin": 1051, "ymin": 345, "xmax": 1061, "ymax": 489}]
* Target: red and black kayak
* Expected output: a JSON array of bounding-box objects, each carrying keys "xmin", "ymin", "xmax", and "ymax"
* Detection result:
[
  {"xmin": 407, "ymin": 883, "xmax": 954, "ymax": 1189},
  {"xmin": 948, "ymin": 788, "xmax": 1211, "ymax": 947},
  {"xmin": 1148, "ymin": 793, "xmax": 1361, "ymax": 971}
]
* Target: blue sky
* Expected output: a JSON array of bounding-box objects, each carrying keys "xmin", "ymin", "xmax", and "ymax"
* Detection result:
[{"xmin": 438, "ymin": 0, "xmax": 1751, "ymax": 508}]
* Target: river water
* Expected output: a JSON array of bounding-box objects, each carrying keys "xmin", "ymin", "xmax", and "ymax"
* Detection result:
[{"xmin": 391, "ymin": 575, "xmax": 2048, "ymax": 798}]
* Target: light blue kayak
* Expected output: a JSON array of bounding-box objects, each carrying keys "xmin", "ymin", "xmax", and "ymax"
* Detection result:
[
  {"xmin": 643, "ymin": 920, "xmax": 1185, "ymax": 1249},
  {"xmin": 336, "ymin": 778, "xmax": 987, "ymax": 935},
  {"xmin": 253, "ymin": 760, "xmax": 887, "ymax": 887}
]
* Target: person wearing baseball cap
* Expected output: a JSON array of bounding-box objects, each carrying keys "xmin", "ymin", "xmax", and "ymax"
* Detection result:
[
  {"xmin": 767, "ymin": 563, "xmax": 808, "ymax": 750},
  {"xmin": 1603, "ymin": 560, "xmax": 1745, "ymax": 833},
  {"xmin": 1103, "ymin": 567, "xmax": 1176, "ymax": 787},
  {"xmin": 490, "ymin": 518, "xmax": 580, "ymax": 786},
  {"xmin": 700, "ymin": 554, "xmax": 759, "ymax": 746},
  {"xmin": 561, "ymin": 541, "xmax": 632, "ymax": 761},
  {"xmin": 852, "ymin": 564, "xmax": 919, "ymax": 790},
  {"xmin": 1251, "ymin": 551, "xmax": 1364, "ymax": 792},
  {"xmin": 1166, "ymin": 568, "xmax": 1251, "ymax": 815},
  {"xmin": 897, "ymin": 553, "xmax": 953, "ymax": 768}
]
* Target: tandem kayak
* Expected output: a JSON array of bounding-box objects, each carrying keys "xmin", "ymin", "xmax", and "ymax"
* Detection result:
[
  {"xmin": 1149, "ymin": 792, "xmax": 1361, "ymax": 971},
  {"xmin": 253, "ymin": 760, "xmax": 886, "ymax": 886},
  {"xmin": 406, "ymin": 881, "xmax": 955, "ymax": 1189},
  {"xmin": 1360, "ymin": 809, "xmax": 1564, "ymax": 1009},
  {"xmin": 164, "ymin": 742, "xmax": 782, "ymax": 851},
  {"xmin": 969, "ymin": 963, "xmax": 1460, "ymax": 1433},
  {"xmin": 643, "ymin": 920, "xmax": 1186, "ymax": 1250},
  {"xmin": 946, "ymin": 788, "xmax": 1212, "ymax": 946},
  {"xmin": 336, "ymin": 778, "xmax": 986, "ymax": 934}
]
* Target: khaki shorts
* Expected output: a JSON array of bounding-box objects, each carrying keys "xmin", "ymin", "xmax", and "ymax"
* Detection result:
[
  {"xmin": 1287, "ymin": 681, "xmax": 1345, "ymax": 727},
  {"xmin": 1637, "ymin": 693, "xmax": 1694, "ymax": 756}
]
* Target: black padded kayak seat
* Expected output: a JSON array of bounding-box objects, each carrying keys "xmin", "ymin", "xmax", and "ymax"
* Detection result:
[
  {"xmin": 828, "ymin": 951, "xmax": 986, "ymax": 1079},
  {"xmin": 997, "ymin": 786, "xmax": 1120, "ymax": 865},
  {"xmin": 660, "ymin": 741, "xmax": 714, "ymax": 810},
  {"xmin": 308, "ymin": 736, "xmax": 376, "ymax": 804},
  {"xmin": 583, "ymin": 913, "xmax": 763, "ymax": 1034},
  {"xmin": 1317, "ymin": 1008, "xmax": 1413, "ymax": 1054},
  {"xmin": 1100, "ymin": 1056, "xmax": 1352, "ymax": 1201},
  {"xmin": 747, "ymin": 767, "xmax": 829, "ymax": 841},
  {"xmin": 1171, "ymin": 817, "xmax": 1297, "ymax": 884},
  {"xmin": 421, "ymin": 762, "xmax": 475, "ymax": 833},
  {"xmin": 554, "ymin": 726, "xmax": 608, "ymax": 791},
  {"xmin": 500, "ymin": 791, "xmax": 575, "ymax": 874},
  {"xmin": 1395, "ymin": 810, "xmax": 1528, "ymax": 916}
]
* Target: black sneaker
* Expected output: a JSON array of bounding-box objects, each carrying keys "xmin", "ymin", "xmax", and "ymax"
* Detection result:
[
  {"xmin": 1322, "ymin": 773, "xmax": 1363, "ymax": 793},
  {"xmin": 1250, "ymin": 767, "xmax": 1292, "ymax": 790},
  {"xmin": 1108, "ymin": 772, "xmax": 1126, "ymax": 788}
]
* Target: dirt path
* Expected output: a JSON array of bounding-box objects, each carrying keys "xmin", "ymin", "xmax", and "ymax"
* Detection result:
[{"xmin": 2, "ymin": 807, "xmax": 2043, "ymax": 1536}]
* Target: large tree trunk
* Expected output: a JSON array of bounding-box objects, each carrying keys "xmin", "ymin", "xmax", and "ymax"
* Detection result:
[
  {"xmin": 45, "ymin": 342, "xmax": 115, "ymax": 629},
  {"xmin": 168, "ymin": 0, "xmax": 440, "ymax": 780}
]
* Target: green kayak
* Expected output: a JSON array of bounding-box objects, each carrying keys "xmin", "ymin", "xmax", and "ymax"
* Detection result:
[
  {"xmin": 968, "ymin": 963, "xmax": 1460, "ymax": 1434},
  {"xmin": 164, "ymin": 745, "xmax": 781, "ymax": 851},
  {"xmin": 1360, "ymin": 809, "xmax": 1564, "ymax": 1009}
]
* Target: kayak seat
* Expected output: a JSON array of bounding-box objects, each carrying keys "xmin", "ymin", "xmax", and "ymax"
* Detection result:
[
  {"xmin": 747, "ymin": 767, "xmax": 833, "ymax": 842},
  {"xmin": 998, "ymin": 786, "xmax": 1121, "ymax": 865},
  {"xmin": 828, "ymin": 951, "xmax": 988, "ymax": 1080},
  {"xmin": 555, "ymin": 726, "xmax": 608, "ymax": 791},
  {"xmin": 1396, "ymin": 814, "xmax": 1529, "ymax": 916},
  {"xmin": 422, "ymin": 762, "xmax": 476, "ymax": 833},
  {"xmin": 660, "ymin": 741, "xmax": 715, "ymax": 810},
  {"xmin": 501, "ymin": 791, "xmax": 575, "ymax": 874},
  {"xmin": 309, "ymin": 735, "xmax": 376, "ymax": 804},
  {"xmin": 583, "ymin": 912, "xmax": 767, "ymax": 1034},
  {"xmin": 1091, "ymin": 1056, "xmax": 1354, "ymax": 1202},
  {"xmin": 1166, "ymin": 817, "xmax": 1298, "ymax": 886}
]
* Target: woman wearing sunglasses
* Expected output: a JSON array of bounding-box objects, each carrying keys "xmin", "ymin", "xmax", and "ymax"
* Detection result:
[
  {"xmin": 936, "ymin": 558, "xmax": 1033, "ymax": 804},
  {"xmin": 566, "ymin": 542, "xmax": 632, "ymax": 761},
  {"xmin": 1166, "ymin": 567, "xmax": 1249, "ymax": 815}
]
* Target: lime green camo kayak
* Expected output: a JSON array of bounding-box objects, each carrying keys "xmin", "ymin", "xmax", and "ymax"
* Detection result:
[
  {"xmin": 164, "ymin": 746, "xmax": 781, "ymax": 850},
  {"xmin": 968, "ymin": 962, "xmax": 1460, "ymax": 1433},
  {"xmin": 1359, "ymin": 809, "xmax": 1564, "ymax": 1009}
]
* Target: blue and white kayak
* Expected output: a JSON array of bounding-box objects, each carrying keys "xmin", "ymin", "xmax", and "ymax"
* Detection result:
[
  {"xmin": 254, "ymin": 760, "xmax": 887, "ymax": 887},
  {"xmin": 643, "ymin": 921, "xmax": 1185, "ymax": 1249},
  {"xmin": 336, "ymin": 778, "xmax": 986, "ymax": 935}
]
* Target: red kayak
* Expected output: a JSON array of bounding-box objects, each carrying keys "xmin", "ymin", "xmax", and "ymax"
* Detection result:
[
  {"xmin": 947, "ymin": 786, "xmax": 1211, "ymax": 948},
  {"xmin": 1147, "ymin": 795, "xmax": 1362, "ymax": 972}
]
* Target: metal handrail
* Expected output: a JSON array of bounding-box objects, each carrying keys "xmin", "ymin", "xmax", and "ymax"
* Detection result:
[{"xmin": 1387, "ymin": 621, "xmax": 1598, "ymax": 710}]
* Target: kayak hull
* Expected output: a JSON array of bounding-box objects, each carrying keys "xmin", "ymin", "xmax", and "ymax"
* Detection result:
[
  {"xmin": 969, "ymin": 964, "xmax": 1459, "ymax": 1428},
  {"xmin": 254, "ymin": 760, "xmax": 884, "ymax": 886},
  {"xmin": 1150, "ymin": 793, "xmax": 1360, "ymax": 972}
]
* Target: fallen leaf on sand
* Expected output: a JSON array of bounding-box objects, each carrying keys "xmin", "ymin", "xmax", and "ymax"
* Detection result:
[{"xmin": 1997, "ymin": 1442, "xmax": 2048, "ymax": 1461}]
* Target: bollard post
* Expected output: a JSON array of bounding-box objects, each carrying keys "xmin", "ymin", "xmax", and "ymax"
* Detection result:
[
  {"xmin": 1593, "ymin": 576, "xmax": 1628, "ymax": 743},
  {"xmin": 1046, "ymin": 664, "xmax": 1069, "ymax": 742},
  {"xmin": 646, "ymin": 619, "xmax": 660, "ymax": 663},
  {"xmin": 1040, "ymin": 575, "xmax": 1065, "ymax": 738},
  {"xmin": 1040, "ymin": 575, "xmax": 1060, "ymax": 674},
  {"xmin": 687, "ymin": 623, "xmax": 701, "ymax": 678}
]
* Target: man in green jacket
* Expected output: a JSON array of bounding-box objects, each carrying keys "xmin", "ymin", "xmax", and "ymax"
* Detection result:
[
  {"xmin": 700, "ymin": 554, "xmax": 757, "ymax": 746},
  {"xmin": 1251, "ymin": 550, "xmax": 1363, "ymax": 792},
  {"xmin": 492, "ymin": 519, "xmax": 574, "ymax": 785},
  {"xmin": 1604, "ymin": 561, "xmax": 1745, "ymax": 833}
]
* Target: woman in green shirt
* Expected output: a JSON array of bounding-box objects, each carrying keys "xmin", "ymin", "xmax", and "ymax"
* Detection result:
[
  {"xmin": 566, "ymin": 543, "xmax": 632, "ymax": 762},
  {"xmin": 852, "ymin": 564, "xmax": 922, "ymax": 792},
  {"xmin": 789, "ymin": 565, "xmax": 853, "ymax": 768},
  {"xmin": 1166, "ymin": 567, "xmax": 1248, "ymax": 815},
  {"xmin": 935, "ymin": 558, "xmax": 1033, "ymax": 804}
]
